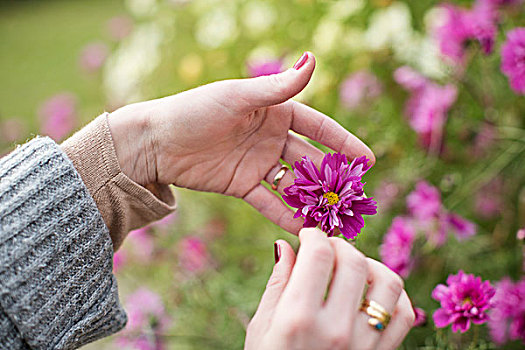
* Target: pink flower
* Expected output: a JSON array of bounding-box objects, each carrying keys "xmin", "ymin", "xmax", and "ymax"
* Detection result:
[
  {"xmin": 501, "ymin": 27, "xmax": 525, "ymax": 95},
  {"xmin": 406, "ymin": 181, "xmax": 442, "ymax": 222},
  {"xmin": 118, "ymin": 288, "xmax": 170, "ymax": 350},
  {"xmin": 380, "ymin": 217, "xmax": 416, "ymax": 278},
  {"xmin": 113, "ymin": 250, "xmax": 127, "ymax": 273},
  {"xmin": 373, "ymin": 181, "xmax": 401, "ymax": 213},
  {"xmin": 445, "ymin": 213, "xmax": 476, "ymax": 240},
  {"xmin": 471, "ymin": 122, "xmax": 497, "ymax": 158},
  {"xmin": 79, "ymin": 42, "xmax": 109, "ymax": 73},
  {"xmin": 517, "ymin": 228, "xmax": 525, "ymax": 240},
  {"xmin": 107, "ymin": 16, "xmax": 133, "ymax": 41},
  {"xmin": 247, "ymin": 59, "xmax": 283, "ymax": 77},
  {"xmin": 339, "ymin": 71, "xmax": 382, "ymax": 110},
  {"xmin": 283, "ymin": 153, "xmax": 377, "ymax": 239},
  {"xmin": 394, "ymin": 67, "xmax": 457, "ymax": 148},
  {"xmin": 151, "ymin": 213, "xmax": 177, "ymax": 233},
  {"xmin": 432, "ymin": 270, "xmax": 495, "ymax": 333},
  {"xmin": 0, "ymin": 118, "xmax": 26, "ymax": 144},
  {"xmin": 128, "ymin": 227, "xmax": 154, "ymax": 263},
  {"xmin": 435, "ymin": 2, "xmax": 498, "ymax": 63},
  {"xmin": 38, "ymin": 93, "xmax": 77, "ymax": 142},
  {"xmin": 488, "ymin": 277, "xmax": 525, "ymax": 344},
  {"xmin": 178, "ymin": 236, "xmax": 209, "ymax": 274},
  {"xmin": 475, "ymin": 177, "xmax": 503, "ymax": 218},
  {"xmin": 413, "ymin": 307, "xmax": 427, "ymax": 327}
]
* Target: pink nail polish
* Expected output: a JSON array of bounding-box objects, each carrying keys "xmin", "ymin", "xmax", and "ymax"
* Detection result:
[{"xmin": 293, "ymin": 52, "xmax": 308, "ymax": 70}]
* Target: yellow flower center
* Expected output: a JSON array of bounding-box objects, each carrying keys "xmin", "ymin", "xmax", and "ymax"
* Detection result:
[
  {"xmin": 323, "ymin": 192, "xmax": 340, "ymax": 205},
  {"xmin": 463, "ymin": 297, "xmax": 472, "ymax": 306}
]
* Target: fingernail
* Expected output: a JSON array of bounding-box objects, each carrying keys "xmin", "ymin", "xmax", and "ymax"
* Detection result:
[
  {"xmin": 274, "ymin": 242, "xmax": 281, "ymax": 263},
  {"xmin": 293, "ymin": 52, "xmax": 308, "ymax": 70}
]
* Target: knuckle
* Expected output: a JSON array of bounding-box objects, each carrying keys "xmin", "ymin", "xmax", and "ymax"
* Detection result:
[
  {"xmin": 387, "ymin": 274, "xmax": 404, "ymax": 297},
  {"xmin": 310, "ymin": 244, "xmax": 334, "ymax": 264},
  {"xmin": 346, "ymin": 249, "xmax": 367, "ymax": 274},
  {"xmin": 268, "ymin": 74, "xmax": 289, "ymax": 95},
  {"xmin": 266, "ymin": 271, "xmax": 286, "ymax": 290},
  {"xmin": 402, "ymin": 307, "xmax": 416, "ymax": 329},
  {"xmin": 283, "ymin": 313, "xmax": 314, "ymax": 337},
  {"xmin": 325, "ymin": 331, "xmax": 350, "ymax": 350}
]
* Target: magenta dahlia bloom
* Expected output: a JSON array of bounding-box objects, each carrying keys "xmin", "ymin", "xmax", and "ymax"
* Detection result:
[
  {"xmin": 380, "ymin": 217, "xmax": 416, "ymax": 278},
  {"xmin": 283, "ymin": 153, "xmax": 377, "ymax": 239},
  {"xmin": 488, "ymin": 277, "xmax": 525, "ymax": 344},
  {"xmin": 501, "ymin": 27, "xmax": 525, "ymax": 95},
  {"xmin": 432, "ymin": 270, "xmax": 495, "ymax": 333}
]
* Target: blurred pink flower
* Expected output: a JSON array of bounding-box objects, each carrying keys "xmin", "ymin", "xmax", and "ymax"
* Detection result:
[
  {"xmin": 432, "ymin": 270, "xmax": 495, "ymax": 333},
  {"xmin": 0, "ymin": 118, "xmax": 26, "ymax": 144},
  {"xmin": 38, "ymin": 93, "xmax": 77, "ymax": 142},
  {"xmin": 79, "ymin": 42, "xmax": 109, "ymax": 73},
  {"xmin": 413, "ymin": 307, "xmax": 427, "ymax": 327},
  {"xmin": 151, "ymin": 213, "xmax": 177, "ymax": 233},
  {"xmin": 501, "ymin": 27, "xmax": 525, "ymax": 95},
  {"xmin": 475, "ymin": 177, "xmax": 503, "ymax": 218},
  {"xmin": 247, "ymin": 59, "xmax": 283, "ymax": 77},
  {"xmin": 339, "ymin": 71, "xmax": 382, "ymax": 110},
  {"xmin": 107, "ymin": 15, "xmax": 133, "ymax": 41},
  {"xmin": 407, "ymin": 181, "xmax": 442, "ymax": 222},
  {"xmin": 435, "ymin": 2, "xmax": 498, "ymax": 63},
  {"xmin": 128, "ymin": 227, "xmax": 155, "ymax": 263},
  {"xmin": 471, "ymin": 122, "xmax": 497, "ymax": 158},
  {"xmin": 517, "ymin": 228, "xmax": 525, "ymax": 240},
  {"xmin": 488, "ymin": 277, "xmax": 525, "ymax": 344},
  {"xmin": 380, "ymin": 217, "xmax": 416, "ymax": 278},
  {"xmin": 113, "ymin": 250, "xmax": 127, "ymax": 273},
  {"xmin": 178, "ymin": 236, "xmax": 209, "ymax": 274},
  {"xmin": 394, "ymin": 67, "xmax": 457, "ymax": 149},
  {"xmin": 374, "ymin": 181, "xmax": 401, "ymax": 213},
  {"xmin": 117, "ymin": 288, "xmax": 170, "ymax": 350},
  {"xmin": 445, "ymin": 213, "xmax": 476, "ymax": 240}
]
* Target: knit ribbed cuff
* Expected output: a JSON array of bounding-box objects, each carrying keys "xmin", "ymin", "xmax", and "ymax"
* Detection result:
[
  {"xmin": 0, "ymin": 137, "xmax": 127, "ymax": 349},
  {"xmin": 61, "ymin": 113, "xmax": 176, "ymax": 250}
]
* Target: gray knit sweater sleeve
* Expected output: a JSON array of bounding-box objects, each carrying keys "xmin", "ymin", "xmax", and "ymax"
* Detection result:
[{"xmin": 0, "ymin": 137, "xmax": 127, "ymax": 349}]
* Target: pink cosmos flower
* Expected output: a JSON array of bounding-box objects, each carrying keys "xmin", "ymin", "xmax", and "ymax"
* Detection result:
[
  {"xmin": 435, "ymin": 2, "xmax": 498, "ymax": 63},
  {"xmin": 517, "ymin": 228, "xmax": 525, "ymax": 241},
  {"xmin": 151, "ymin": 213, "xmax": 177, "ymax": 234},
  {"xmin": 128, "ymin": 227, "xmax": 155, "ymax": 263},
  {"xmin": 475, "ymin": 177, "xmax": 503, "ymax": 218},
  {"xmin": 79, "ymin": 42, "xmax": 109, "ymax": 73},
  {"xmin": 339, "ymin": 71, "xmax": 382, "ymax": 110},
  {"xmin": 38, "ymin": 93, "xmax": 77, "ymax": 142},
  {"xmin": 178, "ymin": 236, "xmax": 209, "ymax": 274},
  {"xmin": 413, "ymin": 307, "xmax": 427, "ymax": 327},
  {"xmin": 247, "ymin": 59, "xmax": 283, "ymax": 77},
  {"xmin": 373, "ymin": 180, "xmax": 401, "ymax": 213},
  {"xmin": 432, "ymin": 270, "xmax": 495, "ymax": 333},
  {"xmin": 445, "ymin": 213, "xmax": 476, "ymax": 240},
  {"xmin": 471, "ymin": 122, "xmax": 497, "ymax": 158},
  {"xmin": 113, "ymin": 250, "xmax": 127, "ymax": 273},
  {"xmin": 488, "ymin": 277, "xmax": 525, "ymax": 344},
  {"xmin": 117, "ymin": 288, "xmax": 171, "ymax": 350},
  {"xmin": 406, "ymin": 181, "xmax": 442, "ymax": 222},
  {"xmin": 501, "ymin": 27, "xmax": 525, "ymax": 95},
  {"xmin": 394, "ymin": 67, "xmax": 457, "ymax": 149},
  {"xmin": 283, "ymin": 153, "xmax": 377, "ymax": 239},
  {"xmin": 107, "ymin": 15, "xmax": 133, "ymax": 41},
  {"xmin": 380, "ymin": 217, "xmax": 416, "ymax": 278}
]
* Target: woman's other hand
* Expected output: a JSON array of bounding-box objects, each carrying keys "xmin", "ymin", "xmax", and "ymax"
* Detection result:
[
  {"xmin": 108, "ymin": 53, "xmax": 374, "ymax": 234},
  {"xmin": 245, "ymin": 228, "xmax": 415, "ymax": 350}
]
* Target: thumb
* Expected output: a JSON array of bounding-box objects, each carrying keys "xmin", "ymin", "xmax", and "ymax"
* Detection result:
[
  {"xmin": 236, "ymin": 52, "xmax": 315, "ymax": 110},
  {"xmin": 252, "ymin": 240, "xmax": 296, "ymax": 324}
]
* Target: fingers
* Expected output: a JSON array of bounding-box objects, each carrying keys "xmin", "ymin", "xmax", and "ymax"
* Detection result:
[
  {"xmin": 279, "ymin": 228, "xmax": 334, "ymax": 310},
  {"xmin": 350, "ymin": 258, "xmax": 404, "ymax": 350},
  {"xmin": 291, "ymin": 101, "xmax": 376, "ymax": 165},
  {"xmin": 323, "ymin": 237, "xmax": 368, "ymax": 331},
  {"xmin": 252, "ymin": 240, "xmax": 297, "ymax": 325},
  {"xmin": 243, "ymin": 184, "xmax": 303, "ymax": 234},
  {"xmin": 233, "ymin": 52, "xmax": 316, "ymax": 112},
  {"xmin": 375, "ymin": 290, "xmax": 416, "ymax": 350}
]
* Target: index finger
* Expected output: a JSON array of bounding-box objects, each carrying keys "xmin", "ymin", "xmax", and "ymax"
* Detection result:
[{"xmin": 291, "ymin": 101, "xmax": 375, "ymax": 165}]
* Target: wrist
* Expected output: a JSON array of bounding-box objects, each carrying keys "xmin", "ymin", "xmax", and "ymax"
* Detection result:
[{"xmin": 107, "ymin": 104, "xmax": 157, "ymax": 186}]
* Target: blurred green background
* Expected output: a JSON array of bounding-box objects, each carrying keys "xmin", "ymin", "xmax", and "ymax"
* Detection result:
[{"xmin": 1, "ymin": 0, "xmax": 524, "ymax": 349}]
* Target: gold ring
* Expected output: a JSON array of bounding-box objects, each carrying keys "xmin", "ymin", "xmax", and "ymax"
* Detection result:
[
  {"xmin": 360, "ymin": 299, "xmax": 391, "ymax": 331},
  {"xmin": 271, "ymin": 165, "xmax": 289, "ymax": 191}
]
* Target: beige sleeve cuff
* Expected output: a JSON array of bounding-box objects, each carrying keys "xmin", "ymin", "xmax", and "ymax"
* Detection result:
[{"xmin": 61, "ymin": 112, "xmax": 176, "ymax": 250}]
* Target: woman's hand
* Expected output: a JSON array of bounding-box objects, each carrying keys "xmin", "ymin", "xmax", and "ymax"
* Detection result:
[
  {"xmin": 108, "ymin": 53, "xmax": 374, "ymax": 233},
  {"xmin": 245, "ymin": 228, "xmax": 415, "ymax": 350}
]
